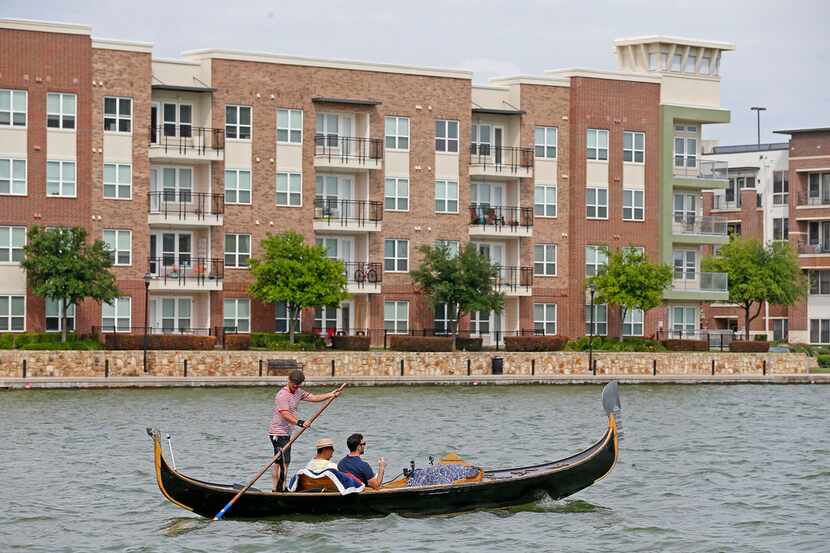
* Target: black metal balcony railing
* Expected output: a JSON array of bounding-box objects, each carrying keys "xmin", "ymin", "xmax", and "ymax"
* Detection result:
[
  {"xmin": 314, "ymin": 198, "xmax": 383, "ymax": 227},
  {"xmin": 494, "ymin": 266, "xmax": 533, "ymax": 290},
  {"xmin": 148, "ymin": 191, "xmax": 224, "ymax": 220},
  {"xmin": 797, "ymin": 191, "xmax": 830, "ymax": 207},
  {"xmin": 149, "ymin": 125, "xmax": 225, "ymax": 155},
  {"xmin": 314, "ymin": 135, "xmax": 383, "ymax": 165},
  {"xmin": 469, "ymin": 144, "xmax": 534, "ymax": 173},
  {"xmin": 798, "ymin": 242, "xmax": 830, "ymax": 255},
  {"xmin": 343, "ymin": 261, "xmax": 382, "ymax": 286},
  {"xmin": 148, "ymin": 257, "xmax": 224, "ymax": 284},
  {"xmin": 469, "ymin": 204, "xmax": 533, "ymax": 230}
]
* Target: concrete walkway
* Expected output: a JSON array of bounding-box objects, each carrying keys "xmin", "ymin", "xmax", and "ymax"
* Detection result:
[{"xmin": 2, "ymin": 373, "xmax": 829, "ymax": 389}]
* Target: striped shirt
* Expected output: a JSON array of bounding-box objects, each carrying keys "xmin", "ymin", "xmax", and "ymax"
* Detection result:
[{"xmin": 268, "ymin": 386, "xmax": 310, "ymax": 436}]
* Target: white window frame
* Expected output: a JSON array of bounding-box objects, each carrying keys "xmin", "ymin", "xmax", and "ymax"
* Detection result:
[
  {"xmin": 224, "ymin": 169, "xmax": 252, "ymax": 205},
  {"xmin": 773, "ymin": 171, "xmax": 789, "ymax": 206},
  {"xmin": 384, "ymin": 177, "xmax": 410, "ymax": 212},
  {"xmin": 224, "ymin": 233, "xmax": 251, "ymax": 268},
  {"xmin": 435, "ymin": 119, "xmax": 459, "ymax": 153},
  {"xmin": 103, "ymin": 163, "xmax": 132, "ymax": 200},
  {"xmin": 0, "ymin": 158, "xmax": 27, "ymax": 196},
  {"xmin": 673, "ymin": 127, "xmax": 698, "ymax": 169},
  {"xmin": 534, "ymin": 184, "xmax": 557, "ymax": 218},
  {"xmin": 103, "ymin": 229, "xmax": 132, "ymax": 266},
  {"xmin": 673, "ymin": 249, "xmax": 697, "ymax": 280},
  {"xmin": 277, "ymin": 108, "xmax": 303, "ymax": 144},
  {"xmin": 809, "ymin": 270, "xmax": 830, "ymax": 295},
  {"xmin": 434, "ymin": 180, "xmax": 458, "ymax": 213},
  {"xmin": 276, "ymin": 172, "xmax": 302, "ymax": 207},
  {"xmin": 533, "ymin": 303, "xmax": 557, "ymax": 335},
  {"xmin": 384, "ymin": 239, "xmax": 409, "ymax": 273},
  {"xmin": 104, "ymin": 96, "xmax": 132, "ymax": 133},
  {"xmin": 0, "ymin": 225, "xmax": 25, "ymax": 264},
  {"xmin": 623, "ymin": 308, "xmax": 644, "ymax": 337},
  {"xmin": 384, "ymin": 300, "xmax": 409, "ymax": 334},
  {"xmin": 275, "ymin": 301, "xmax": 300, "ymax": 333},
  {"xmin": 223, "ymin": 298, "xmax": 251, "ymax": 333},
  {"xmin": 585, "ymin": 304, "xmax": 608, "ymax": 336},
  {"xmin": 225, "ymin": 105, "xmax": 252, "ymax": 140},
  {"xmin": 623, "ymin": 189, "xmax": 645, "ymax": 221},
  {"xmin": 102, "ymin": 297, "xmax": 131, "ymax": 333},
  {"xmin": 773, "ymin": 217, "xmax": 789, "ymax": 241},
  {"xmin": 385, "ymin": 116, "xmax": 410, "ymax": 151},
  {"xmin": 623, "ymin": 131, "xmax": 645, "ymax": 164},
  {"xmin": 435, "ymin": 240, "xmax": 460, "ymax": 257},
  {"xmin": 0, "ymin": 294, "xmax": 26, "ymax": 332},
  {"xmin": 585, "ymin": 245, "xmax": 608, "ymax": 276},
  {"xmin": 670, "ymin": 305, "xmax": 698, "ymax": 335},
  {"xmin": 587, "ymin": 128, "xmax": 609, "ymax": 161},
  {"xmin": 46, "ymin": 160, "xmax": 76, "ymax": 198},
  {"xmin": 534, "ymin": 127, "xmax": 557, "ymax": 159},
  {"xmin": 47, "ymin": 92, "xmax": 76, "ymax": 130},
  {"xmin": 771, "ymin": 318, "xmax": 788, "ymax": 342},
  {"xmin": 0, "ymin": 89, "xmax": 27, "ymax": 128},
  {"xmin": 434, "ymin": 303, "xmax": 457, "ymax": 334},
  {"xmin": 534, "ymin": 244, "xmax": 557, "ymax": 276},
  {"xmin": 586, "ymin": 187, "xmax": 608, "ymax": 219},
  {"xmin": 46, "ymin": 298, "xmax": 75, "ymax": 333}
]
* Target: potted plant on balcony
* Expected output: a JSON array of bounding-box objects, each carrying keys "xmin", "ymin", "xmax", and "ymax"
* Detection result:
[{"xmin": 169, "ymin": 264, "xmax": 180, "ymax": 278}]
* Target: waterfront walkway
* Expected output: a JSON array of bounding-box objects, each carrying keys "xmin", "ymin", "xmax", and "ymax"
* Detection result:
[{"xmin": 2, "ymin": 374, "xmax": 828, "ymax": 389}]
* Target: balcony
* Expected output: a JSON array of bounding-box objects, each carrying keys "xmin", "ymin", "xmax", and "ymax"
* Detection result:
[
  {"xmin": 468, "ymin": 205, "xmax": 533, "ymax": 238},
  {"xmin": 798, "ymin": 242, "xmax": 830, "ymax": 256},
  {"xmin": 673, "ymin": 160, "xmax": 728, "ymax": 188},
  {"xmin": 314, "ymin": 136, "xmax": 383, "ymax": 171},
  {"xmin": 665, "ymin": 271, "xmax": 729, "ymax": 301},
  {"xmin": 468, "ymin": 144, "xmax": 534, "ymax": 179},
  {"xmin": 148, "ymin": 191, "xmax": 224, "ymax": 227},
  {"xmin": 712, "ymin": 194, "xmax": 741, "ymax": 211},
  {"xmin": 313, "ymin": 199, "xmax": 383, "ymax": 233},
  {"xmin": 147, "ymin": 257, "xmax": 223, "ymax": 292},
  {"xmin": 149, "ymin": 125, "xmax": 224, "ymax": 162},
  {"xmin": 797, "ymin": 191, "xmax": 830, "ymax": 207},
  {"xmin": 344, "ymin": 262, "xmax": 382, "ymax": 294},
  {"xmin": 494, "ymin": 266, "xmax": 533, "ymax": 296},
  {"xmin": 672, "ymin": 215, "xmax": 729, "ymax": 245}
]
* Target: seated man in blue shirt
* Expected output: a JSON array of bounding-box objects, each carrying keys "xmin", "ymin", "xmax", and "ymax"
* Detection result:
[{"xmin": 337, "ymin": 433, "xmax": 386, "ymax": 490}]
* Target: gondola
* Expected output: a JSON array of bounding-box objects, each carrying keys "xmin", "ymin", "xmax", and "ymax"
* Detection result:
[{"xmin": 148, "ymin": 382, "xmax": 622, "ymax": 519}]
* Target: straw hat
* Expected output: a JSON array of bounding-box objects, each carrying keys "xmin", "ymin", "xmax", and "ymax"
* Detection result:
[{"xmin": 315, "ymin": 437, "xmax": 335, "ymax": 450}]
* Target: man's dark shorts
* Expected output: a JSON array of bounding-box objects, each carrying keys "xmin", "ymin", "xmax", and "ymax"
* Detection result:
[{"xmin": 269, "ymin": 435, "xmax": 292, "ymax": 468}]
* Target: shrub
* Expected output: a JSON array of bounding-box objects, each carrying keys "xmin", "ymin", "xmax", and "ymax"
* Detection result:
[
  {"xmin": 817, "ymin": 354, "xmax": 830, "ymax": 368},
  {"xmin": 332, "ymin": 335, "xmax": 370, "ymax": 351},
  {"xmin": 224, "ymin": 334, "xmax": 251, "ymax": 351},
  {"xmin": 754, "ymin": 334, "xmax": 768, "ymax": 341},
  {"xmin": 661, "ymin": 339, "xmax": 708, "ymax": 352},
  {"xmin": 104, "ymin": 334, "xmax": 216, "ymax": 350},
  {"xmin": 565, "ymin": 336, "xmax": 666, "ymax": 352},
  {"xmin": 0, "ymin": 332, "xmax": 101, "ymax": 350},
  {"xmin": 250, "ymin": 332, "xmax": 326, "ymax": 351},
  {"xmin": 19, "ymin": 340, "xmax": 102, "ymax": 350},
  {"xmin": 454, "ymin": 337, "xmax": 483, "ymax": 352},
  {"xmin": 729, "ymin": 340, "xmax": 770, "ymax": 353},
  {"xmin": 389, "ymin": 335, "xmax": 453, "ymax": 352},
  {"xmin": 505, "ymin": 335, "xmax": 569, "ymax": 352}
]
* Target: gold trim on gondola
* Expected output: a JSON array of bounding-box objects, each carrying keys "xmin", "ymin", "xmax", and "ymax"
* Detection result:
[{"xmin": 153, "ymin": 435, "xmax": 194, "ymax": 513}]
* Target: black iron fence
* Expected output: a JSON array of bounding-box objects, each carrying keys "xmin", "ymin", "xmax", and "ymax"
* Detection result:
[
  {"xmin": 147, "ymin": 257, "xmax": 224, "ymax": 284},
  {"xmin": 148, "ymin": 191, "xmax": 224, "ymax": 220},
  {"xmin": 149, "ymin": 125, "xmax": 225, "ymax": 155},
  {"xmin": 314, "ymin": 198, "xmax": 383, "ymax": 227},
  {"xmin": 653, "ymin": 329, "xmax": 739, "ymax": 351},
  {"xmin": 343, "ymin": 262, "xmax": 382, "ymax": 286},
  {"xmin": 314, "ymin": 135, "xmax": 383, "ymax": 165},
  {"xmin": 92, "ymin": 326, "xmax": 237, "ymax": 337},
  {"xmin": 494, "ymin": 266, "xmax": 533, "ymax": 290},
  {"xmin": 469, "ymin": 144, "xmax": 534, "ymax": 173},
  {"xmin": 469, "ymin": 205, "xmax": 533, "ymax": 230}
]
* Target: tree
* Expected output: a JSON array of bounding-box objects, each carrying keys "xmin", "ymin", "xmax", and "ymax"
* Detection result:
[
  {"xmin": 703, "ymin": 237, "xmax": 807, "ymax": 340},
  {"xmin": 248, "ymin": 232, "xmax": 349, "ymax": 343},
  {"xmin": 21, "ymin": 226, "xmax": 120, "ymax": 343},
  {"xmin": 410, "ymin": 242, "xmax": 504, "ymax": 348},
  {"xmin": 588, "ymin": 248, "xmax": 673, "ymax": 341}
]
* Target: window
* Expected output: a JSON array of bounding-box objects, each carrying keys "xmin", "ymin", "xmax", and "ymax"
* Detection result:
[
  {"xmin": 223, "ymin": 299, "xmax": 250, "ymax": 333},
  {"xmin": 810, "ymin": 271, "xmax": 830, "ymax": 295},
  {"xmin": 700, "ymin": 56, "xmax": 711, "ymax": 74},
  {"xmin": 648, "ymin": 53, "xmax": 658, "ymax": 71},
  {"xmin": 585, "ymin": 304, "xmax": 608, "ymax": 336},
  {"xmin": 773, "ymin": 171, "xmax": 789, "ymax": 205},
  {"xmin": 161, "ymin": 103, "xmax": 192, "ymax": 137},
  {"xmin": 587, "ymin": 129, "xmax": 609, "ymax": 161},
  {"xmin": 225, "ymin": 169, "xmax": 252, "ymax": 205},
  {"xmin": 810, "ymin": 319, "xmax": 830, "ymax": 344},
  {"xmin": 623, "ymin": 245, "xmax": 646, "ymax": 258},
  {"xmin": 277, "ymin": 108, "xmax": 303, "ymax": 144},
  {"xmin": 45, "ymin": 299, "xmax": 75, "ymax": 332},
  {"xmin": 314, "ymin": 305, "xmax": 338, "ymax": 332},
  {"xmin": 623, "ymin": 308, "xmax": 644, "ymax": 337},
  {"xmin": 772, "ymin": 319, "xmax": 788, "ymax": 342},
  {"xmin": 102, "ymin": 297, "xmax": 131, "ymax": 333},
  {"xmin": 275, "ymin": 301, "xmax": 300, "ymax": 333},
  {"xmin": 673, "ymin": 193, "xmax": 697, "ymax": 224},
  {"xmin": 585, "ymin": 245, "xmax": 608, "ymax": 276},
  {"xmin": 103, "ymin": 229, "xmax": 132, "ymax": 266},
  {"xmin": 807, "ymin": 173, "xmax": 830, "ymax": 205},
  {"xmin": 384, "ymin": 177, "xmax": 409, "ymax": 211},
  {"xmin": 46, "ymin": 160, "xmax": 76, "ymax": 197},
  {"xmin": 533, "ymin": 303, "xmax": 557, "ymax": 335},
  {"xmin": 586, "ymin": 187, "xmax": 608, "ymax": 219},
  {"xmin": 435, "ymin": 240, "xmax": 460, "ymax": 257},
  {"xmin": 384, "ymin": 300, "xmax": 409, "ymax": 333},
  {"xmin": 435, "ymin": 120, "xmax": 459, "ymax": 153},
  {"xmin": 671, "ymin": 54, "xmax": 682, "ymax": 72},
  {"xmin": 673, "ymin": 250, "xmax": 697, "ymax": 280},
  {"xmin": 224, "ymin": 234, "xmax": 251, "ymax": 268},
  {"xmin": 534, "ymin": 244, "xmax": 556, "ymax": 276},
  {"xmin": 0, "ymin": 295, "xmax": 25, "ymax": 332},
  {"xmin": 158, "ymin": 166, "xmax": 192, "ymax": 203},
  {"xmin": 534, "ymin": 185, "xmax": 557, "ymax": 217},
  {"xmin": 0, "ymin": 89, "xmax": 27, "ymax": 127},
  {"xmin": 47, "ymin": 92, "xmax": 76, "ymax": 129},
  {"xmin": 808, "ymin": 221, "xmax": 830, "ymax": 251},
  {"xmin": 384, "ymin": 239, "xmax": 408, "ymax": 272},
  {"xmin": 385, "ymin": 116, "xmax": 409, "ymax": 150},
  {"xmin": 225, "ymin": 105, "xmax": 251, "ymax": 140},
  {"xmin": 434, "ymin": 180, "xmax": 458, "ymax": 213},
  {"xmin": 623, "ymin": 131, "xmax": 645, "ymax": 163},
  {"xmin": 0, "ymin": 226, "xmax": 25, "ymax": 263},
  {"xmin": 773, "ymin": 217, "xmax": 789, "ymax": 241},
  {"xmin": 671, "ymin": 306, "xmax": 697, "ymax": 335},
  {"xmin": 104, "ymin": 97, "xmax": 132, "ymax": 133},
  {"xmin": 103, "ymin": 163, "xmax": 132, "ymax": 199},
  {"xmin": 276, "ymin": 172, "xmax": 302, "ymax": 207},
  {"xmin": 157, "ymin": 298, "xmax": 191, "ymax": 332},
  {"xmin": 471, "ymin": 123, "xmax": 492, "ymax": 156},
  {"xmin": 674, "ymin": 134, "xmax": 698, "ymax": 168},
  {"xmin": 623, "ymin": 189, "xmax": 645, "ymax": 221},
  {"xmin": 534, "ymin": 127, "xmax": 557, "ymax": 159},
  {"xmin": 685, "ymin": 55, "xmax": 697, "ymax": 73},
  {"xmin": 434, "ymin": 303, "xmax": 457, "ymax": 334},
  {"xmin": 0, "ymin": 158, "xmax": 26, "ymax": 195}
]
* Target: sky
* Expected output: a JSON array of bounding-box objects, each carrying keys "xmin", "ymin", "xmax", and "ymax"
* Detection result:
[{"xmin": 5, "ymin": 0, "xmax": 829, "ymax": 145}]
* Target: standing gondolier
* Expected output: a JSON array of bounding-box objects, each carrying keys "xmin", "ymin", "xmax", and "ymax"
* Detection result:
[{"xmin": 269, "ymin": 369, "xmax": 341, "ymax": 491}]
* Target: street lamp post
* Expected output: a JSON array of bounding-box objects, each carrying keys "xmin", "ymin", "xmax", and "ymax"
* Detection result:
[
  {"xmin": 588, "ymin": 282, "xmax": 596, "ymax": 375},
  {"xmin": 143, "ymin": 272, "xmax": 152, "ymax": 374},
  {"xmin": 750, "ymin": 106, "xmax": 766, "ymax": 149}
]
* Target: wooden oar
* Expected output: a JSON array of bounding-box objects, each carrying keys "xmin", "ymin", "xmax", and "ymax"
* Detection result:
[{"xmin": 213, "ymin": 383, "xmax": 347, "ymax": 521}]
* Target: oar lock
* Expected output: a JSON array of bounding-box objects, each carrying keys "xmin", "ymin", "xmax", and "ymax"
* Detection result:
[{"xmin": 402, "ymin": 456, "xmax": 436, "ymax": 478}]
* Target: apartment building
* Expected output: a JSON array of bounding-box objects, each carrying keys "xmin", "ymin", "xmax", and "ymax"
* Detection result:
[{"xmin": 0, "ymin": 19, "xmax": 735, "ymax": 343}]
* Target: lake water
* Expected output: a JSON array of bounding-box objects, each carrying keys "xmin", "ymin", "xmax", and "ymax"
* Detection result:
[{"xmin": 1, "ymin": 385, "xmax": 828, "ymax": 552}]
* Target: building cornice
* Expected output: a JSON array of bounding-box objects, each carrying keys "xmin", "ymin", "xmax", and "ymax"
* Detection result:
[
  {"xmin": 614, "ymin": 35, "xmax": 736, "ymax": 51},
  {"xmin": 0, "ymin": 17, "xmax": 90, "ymax": 35},
  {"xmin": 92, "ymin": 37, "xmax": 153, "ymax": 53},
  {"xmin": 544, "ymin": 68, "xmax": 660, "ymax": 84},
  {"xmin": 488, "ymin": 75, "xmax": 570, "ymax": 88}
]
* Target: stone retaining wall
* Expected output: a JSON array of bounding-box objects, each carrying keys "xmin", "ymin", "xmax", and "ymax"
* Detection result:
[{"xmin": 0, "ymin": 350, "xmax": 815, "ymax": 379}]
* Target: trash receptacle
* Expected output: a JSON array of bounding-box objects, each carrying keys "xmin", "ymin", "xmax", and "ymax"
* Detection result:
[{"xmin": 491, "ymin": 356, "xmax": 504, "ymax": 375}]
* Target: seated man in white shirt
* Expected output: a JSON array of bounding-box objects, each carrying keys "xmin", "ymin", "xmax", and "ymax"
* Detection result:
[{"xmin": 304, "ymin": 438, "xmax": 339, "ymax": 472}]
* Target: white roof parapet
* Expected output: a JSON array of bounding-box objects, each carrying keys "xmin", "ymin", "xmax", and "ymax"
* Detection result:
[
  {"xmin": 182, "ymin": 49, "xmax": 473, "ymax": 80},
  {"xmin": 92, "ymin": 38, "xmax": 153, "ymax": 54},
  {"xmin": 489, "ymin": 75, "xmax": 570, "ymax": 88},
  {"xmin": 543, "ymin": 68, "xmax": 661, "ymax": 84},
  {"xmin": 0, "ymin": 17, "xmax": 91, "ymax": 35},
  {"xmin": 614, "ymin": 35, "xmax": 736, "ymax": 51}
]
